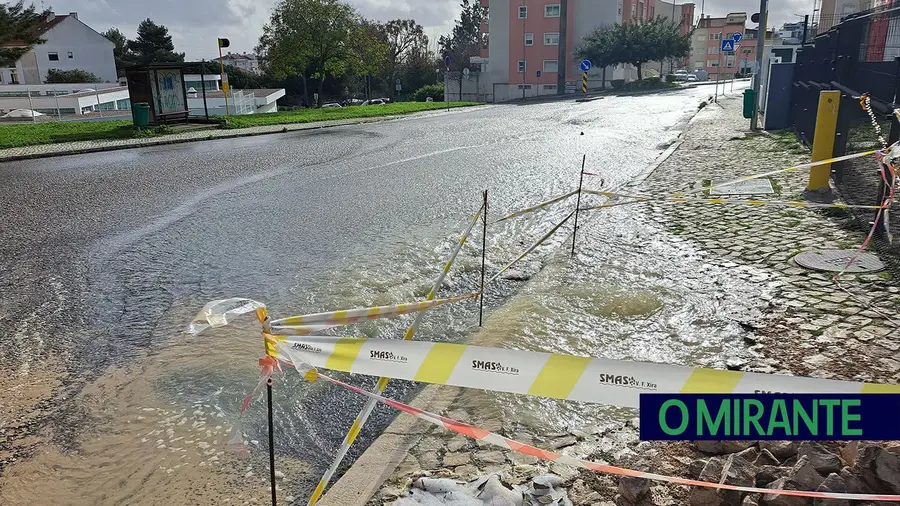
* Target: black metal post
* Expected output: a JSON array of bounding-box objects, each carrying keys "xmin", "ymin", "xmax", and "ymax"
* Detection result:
[
  {"xmin": 479, "ymin": 189, "xmax": 487, "ymax": 327},
  {"xmin": 267, "ymin": 379, "xmax": 277, "ymax": 506},
  {"xmin": 571, "ymin": 155, "xmax": 586, "ymax": 256},
  {"xmin": 802, "ymin": 15, "xmax": 809, "ymax": 45},
  {"xmin": 200, "ymin": 59, "xmax": 209, "ymax": 120}
]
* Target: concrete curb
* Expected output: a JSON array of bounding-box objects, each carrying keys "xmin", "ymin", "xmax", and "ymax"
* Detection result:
[
  {"xmin": 316, "ymin": 384, "xmax": 460, "ymax": 506},
  {"xmin": 0, "ymin": 107, "xmax": 487, "ymax": 163}
]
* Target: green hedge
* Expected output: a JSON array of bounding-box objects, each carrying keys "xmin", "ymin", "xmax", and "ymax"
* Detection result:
[{"xmin": 412, "ymin": 84, "xmax": 444, "ymax": 102}]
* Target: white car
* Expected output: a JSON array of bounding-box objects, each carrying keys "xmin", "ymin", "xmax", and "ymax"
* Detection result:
[
  {"xmin": 321, "ymin": 103, "xmax": 342, "ymax": 108},
  {"xmin": 361, "ymin": 99, "xmax": 387, "ymax": 106},
  {"xmin": 686, "ymin": 74, "xmax": 698, "ymax": 82},
  {"xmin": 673, "ymin": 70, "xmax": 690, "ymax": 81}
]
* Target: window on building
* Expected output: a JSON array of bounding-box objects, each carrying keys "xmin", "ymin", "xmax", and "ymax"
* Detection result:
[
  {"xmin": 518, "ymin": 6, "xmax": 527, "ymax": 18},
  {"xmin": 697, "ymin": 35, "xmax": 706, "ymax": 41},
  {"xmin": 695, "ymin": 61, "xmax": 705, "ymax": 69},
  {"xmin": 545, "ymin": 4, "xmax": 560, "ymax": 17},
  {"xmin": 639, "ymin": 2, "xmax": 645, "ymax": 19},
  {"xmin": 10, "ymin": 70, "xmax": 19, "ymax": 84},
  {"xmin": 543, "ymin": 60, "xmax": 559, "ymax": 73},
  {"xmin": 48, "ymin": 52, "xmax": 59, "ymax": 61},
  {"xmin": 631, "ymin": 4, "xmax": 636, "ymax": 17},
  {"xmin": 544, "ymin": 32, "xmax": 560, "ymax": 45},
  {"xmin": 518, "ymin": 60, "xmax": 526, "ymax": 73},
  {"xmin": 525, "ymin": 32, "xmax": 534, "ymax": 46},
  {"xmin": 543, "ymin": 84, "xmax": 557, "ymax": 90},
  {"xmin": 517, "ymin": 84, "xmax": 532, "ymax": 89},
  {"xmin": 67, "ymin": 51, "xmax": 73, "ymax": 59},
  {"xmin": 708, "ymin": 47, "xmax": 719, "ymax": 54},
  {"xmin": 707, "ymin": 59, "xmax": 719, "ymax": 67}
]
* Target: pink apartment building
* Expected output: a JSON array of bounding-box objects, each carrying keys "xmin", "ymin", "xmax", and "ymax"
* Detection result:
[
  {"xmin": 689, "ymin": 13, "xmax": 747, "ymax": 79},
  {"xmin": 479, "ymin": 0, "xmax": 694, "ymax": 102}
]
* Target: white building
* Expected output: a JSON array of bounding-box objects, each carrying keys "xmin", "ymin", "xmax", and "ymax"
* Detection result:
[
  {"xmin": 0, "ymin": 12, "xmax": 117, "ymax": 86},
  {"xmin": 0, "ymin": 85, "xmax": 130, "ymax": 117},
  {"xmin": 220, "ymin": 52, "xmax": 262, "ymax": 74}
]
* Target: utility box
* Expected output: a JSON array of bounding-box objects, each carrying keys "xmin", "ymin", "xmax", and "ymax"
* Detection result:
[{"xmin": 743, "ymin": 88, "xmax": 755, "ymax": 119}]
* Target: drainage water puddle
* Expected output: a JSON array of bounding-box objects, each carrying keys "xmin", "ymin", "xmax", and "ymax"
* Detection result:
[{"xmin": 0, "ymin": 199, "xmax": 768, "ymax": 506}]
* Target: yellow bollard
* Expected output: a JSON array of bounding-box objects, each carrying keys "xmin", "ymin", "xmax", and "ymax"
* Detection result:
[{"xmin": 808, "ymin": 90, "xmax": 841, "ymax": 191}]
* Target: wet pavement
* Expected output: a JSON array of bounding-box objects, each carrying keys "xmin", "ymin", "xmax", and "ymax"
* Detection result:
[{"xmin": 0, "ymin": 85, "xmax": 745, "ymax": 504}]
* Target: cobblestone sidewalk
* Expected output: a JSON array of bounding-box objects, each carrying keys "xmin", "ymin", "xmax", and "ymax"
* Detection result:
[{"xmin": 341, "ymin": 94, "xmax": 899, "ymax": 506}]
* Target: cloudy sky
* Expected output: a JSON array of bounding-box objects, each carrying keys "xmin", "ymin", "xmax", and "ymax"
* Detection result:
[{"xmin": 27, "ymin": 0, "xmax": 812, "ymax": 60}]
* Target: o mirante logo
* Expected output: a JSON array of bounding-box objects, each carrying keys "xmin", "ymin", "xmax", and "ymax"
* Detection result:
[{"xmin": 637, "ymin": 394, "xmax": 895, "ymax": 441}]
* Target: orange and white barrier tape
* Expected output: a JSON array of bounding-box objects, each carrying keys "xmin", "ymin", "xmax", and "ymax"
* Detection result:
[{"xmin": 290, "ymin": 359, "xmax": 900, "ymax": 503}]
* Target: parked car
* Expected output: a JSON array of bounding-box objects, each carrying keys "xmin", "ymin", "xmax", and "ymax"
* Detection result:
[
  {"xmin": 361, "ymin": 99, "xmax": 387, "ymax": 106},
  {"xmin": 686, "ymin": 74, "xmax": 698, "ymax": 82},
  {"xmin": 321, "ymin": 102, "xmax": 342, "ymax": 108},
  {"xmin": 673, "ymin": 70, "xmax": 690, "ymax": 81}
]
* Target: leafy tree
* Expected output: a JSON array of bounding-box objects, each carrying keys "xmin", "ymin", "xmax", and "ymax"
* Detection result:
[
  {"xmin": 127, "ymin": 19, "xmax": 184, "ymax": 64},
  {"xmin": 348, "ymin": 19, "xmax": 389, "ymax": 99},
  {"xmin": 257, "ymin": 0, "xmax": 360, "ymax": 106},
  {"xmin": 399, "ymin": 45, "xmax": 440, "ymax": 97},
  {"xmin": 378, "ymin": 19, "xmax": 428, "ymax": 98},
  {"xmin": 438, "ymin": 0, "xmax": 488, "ymax": 97},
  {"xmin": 45, "ymin": 68, "xmax": 102, "ymax": 83},
  {"xmin": 101, "ymin": 28, "xmax": 133, "ymax": 76},
  {"xmin": 575, "ymin": 17, "xmax": 691, "ymax": 81},
  {"xmin": 0, "ymin": 1, "xmax": 51, "ymax": 67}
]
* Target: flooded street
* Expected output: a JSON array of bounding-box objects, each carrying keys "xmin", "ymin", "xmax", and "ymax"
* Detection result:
[{"xmin": 0, "ymin": 84, "xmax": 753, "ymax": 504}]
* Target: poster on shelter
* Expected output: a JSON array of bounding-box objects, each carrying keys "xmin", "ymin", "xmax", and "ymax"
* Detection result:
[{"xmin": 155, "ymin": 69, "xmax": 185, "ymax": 114}]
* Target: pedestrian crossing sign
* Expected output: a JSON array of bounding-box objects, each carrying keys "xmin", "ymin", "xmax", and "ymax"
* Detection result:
[{"xmin": 721, "ymin": 39, "xmax": 735, "ymax": 53}]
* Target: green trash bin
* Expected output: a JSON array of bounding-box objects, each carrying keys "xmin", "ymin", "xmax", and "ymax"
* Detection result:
[
  {"xmin": 133, "ymin": 102, "xmax": 150, "ymax": 128},
  {"xmin": 742, "ymin": 89, "xmax": 755, "ymax": 119}
]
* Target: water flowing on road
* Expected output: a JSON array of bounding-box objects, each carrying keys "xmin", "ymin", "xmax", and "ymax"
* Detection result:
[{"xmin": 0, "ymin": 84, "xmax": 754, "ymax": 504}]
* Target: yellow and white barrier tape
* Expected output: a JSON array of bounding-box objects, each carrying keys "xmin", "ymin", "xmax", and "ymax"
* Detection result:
[
  {"xmin": 679, "ymin": 150, "xmax": 878, "ymax": 196},
  {"xmin": 307, "ymin": 203, "xmax": 485, "ymax": 505},
  {"xmin": 291, "ymin": 361, "xmax": 900, "ymax": 503},
  {"xmin": 268, "ymin": 292, "xmax": 480, "ymax": 337},
  {"xmin": 492, "ymin": 190, "xmax": 578, "ymax": 224},
  {"xmin": 270, "ymin": 336, "xmax": 900, "ymax": 409},
  {"xmin": 486, "ymin": 210, "xmax": 575, "ymax": 286},
  {"xmin": 582, "ymin": 190, "xmax": 889, "ymax": 211}
]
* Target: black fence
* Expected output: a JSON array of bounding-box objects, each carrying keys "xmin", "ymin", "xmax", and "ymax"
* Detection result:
[{"xmin": 790, "ymin": 4, "xmax": 900, "ymax": 276}]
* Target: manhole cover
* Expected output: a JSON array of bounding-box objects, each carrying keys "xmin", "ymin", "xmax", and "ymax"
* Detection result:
[
  {"xmin": 793, "ymin": 249, "xmax": 885, "ymax": 273},
  {"xmin": 710, "ymin": 179, "xmax": 775, "ymax": 196}
]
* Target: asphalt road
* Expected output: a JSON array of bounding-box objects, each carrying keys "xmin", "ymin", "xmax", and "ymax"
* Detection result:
[{"xmin": 0, "ymin": 84, "xmax": 741, "ymax": 499}]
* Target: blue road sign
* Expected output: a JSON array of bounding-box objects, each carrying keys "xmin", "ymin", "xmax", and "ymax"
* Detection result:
[
  {"xmin": 580, "ymin": 60, "xmax": 592, "ymax": 72},
  {"xmin": 732, "ymin": 32, "xmax": 743, "ymax": 43},
  {"xmin": 536, "ymin": 70, "xmax": 542, "ymax": 77},
  {"xmin": 721, "ymin": 39, "xmax": 735, "ymax": 53},
  {"xmin": 444, "ymin": 56, "xmax": 451, "ymax": 66}
]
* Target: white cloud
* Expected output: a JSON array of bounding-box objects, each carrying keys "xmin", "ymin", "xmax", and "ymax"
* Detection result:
[{"xmin": 31, "ymin": 0, "xmax": 461, "ymax": 59}]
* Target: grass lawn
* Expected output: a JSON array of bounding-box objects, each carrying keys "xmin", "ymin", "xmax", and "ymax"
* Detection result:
[
  {"xmin": 0, "ymin": 101, "xmax": 482, "ymax": 150},
  {"xmin": 0, "ymin": 120, "xmax": 134, "ymax": 149},
  {"xmin": 219, "ymin": 101, "xmax": 481, "ymax": 128}
]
